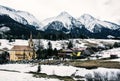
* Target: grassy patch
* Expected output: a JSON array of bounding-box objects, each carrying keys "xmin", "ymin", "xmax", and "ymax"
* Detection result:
[
  {"xmin": 68, "ymin": 60, "xmax": 120, "ymax": 69},
  {"xmin": 39, "ymin": 59, "xmax": 120, "ymax": 69},
  {"xmin": 40, "ymin": 60, "xmax": 63, "ymax": 65}
]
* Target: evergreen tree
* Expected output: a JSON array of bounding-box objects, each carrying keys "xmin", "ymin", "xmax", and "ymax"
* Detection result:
[
  {"xmin": 36, "ymin": 48, "xmax": 41, "ymax": 60},
  {"xmin": 8, "ymin": 35, "xmax": 13, "ymax": 42},
  {"xmin": 113, "ymin": 42, "xmax": 120, "ymax": 48},
  {"xmin": 53, "ymin": 48, "xmax": 58, "ymax": 56},
  {"xmin": 0, "ymin": 51, "xmax": 9, "ymax": 64},
  {"xmin": 48, "ymin": 41, "xmax": 52, "ymax": 49},
  {"xmin": 42, "ymin": 49, "xmax": 47, "ymax": 59},
  {"xmin": 37, "ymin": 32, "xmax": 43, "ymax": 49},
  {"xmin": 47, "ymin": 41, "xmax": 53, "ymax": 57},
  {"xmin": 36, "ymin": 32, "xmax": 43, "ymax": 60},
  {"xmin": 67, "ymin": 41, "xmax": 73, "ymax": 49}
]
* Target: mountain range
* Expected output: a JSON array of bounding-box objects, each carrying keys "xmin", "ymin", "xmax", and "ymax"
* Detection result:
[{"xmin": 0, "ymin": 5, "xmax": 120, "ymax": 39}]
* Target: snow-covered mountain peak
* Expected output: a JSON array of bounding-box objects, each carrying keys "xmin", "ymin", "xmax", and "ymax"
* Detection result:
[
  {"xmin": 42, "ymin": 11, "xmax": 83, "ymax": 30},
  {"xmin": 77, "ymin": 14, "xmax": 96, "ymax": 32},
  {"xmin": 0, "ymin": 5, "xmax": 41, "ymax": 29},
  {"xmin": 78, "ymin": 14, "xmax": 120, "ymax": 32},
  {"xmin": 57, "ymin": 11, "xmax": 72, "ymax": 18},
  {"xmin": 16, "ymin": 11, "xmax": 41, "ymax": 27},
  {"xmin": 0, "ymin": 5, "xmax": 15, "ymax": 12},
  {"xmin": 78, "ymin": 14, "xmax": 96, "ymax": 24},
  {"xmin": 81, "ymin": 14, "xmax": 95, "ymax": 20}
]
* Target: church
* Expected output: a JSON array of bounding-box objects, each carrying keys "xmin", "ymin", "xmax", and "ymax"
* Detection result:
[{"xmin": 10, "ymin": 34, "xmax": 36, "ymax": 61}]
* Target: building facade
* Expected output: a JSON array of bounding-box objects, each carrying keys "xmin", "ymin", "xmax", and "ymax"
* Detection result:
[{"xmin": 10, "ymin": 34, "xmax": 36, "ymax": 61}]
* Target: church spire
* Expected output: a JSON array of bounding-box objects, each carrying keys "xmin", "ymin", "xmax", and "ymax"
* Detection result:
[
  {"xmin": 30, "ymin": 32, "xmax": 32, "ymax": 41},
  {"xmin": 28, "ymin": 32, "xmax": 34, "ymax": 48}
]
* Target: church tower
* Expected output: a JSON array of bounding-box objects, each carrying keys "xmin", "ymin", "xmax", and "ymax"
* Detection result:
[{"xmin": 28, "ymin": 32, "xmax": 34, "ymax": 48}]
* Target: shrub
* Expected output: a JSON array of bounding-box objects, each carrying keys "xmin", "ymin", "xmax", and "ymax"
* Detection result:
[
  {"xmin": 85, "ymin": 71, "xmax": 120, "ymax": 81},
  {"xmin": 85, "ymin": 73, "xmax": 93, "ymax": 81}
]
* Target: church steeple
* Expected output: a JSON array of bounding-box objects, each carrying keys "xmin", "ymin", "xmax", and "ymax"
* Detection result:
[{"xmin": 28, "ymin": 32, "xmax": 34, "ymax": 48}]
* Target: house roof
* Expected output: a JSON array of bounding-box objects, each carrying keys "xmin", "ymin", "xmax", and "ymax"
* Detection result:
[
  {"xmin": 71, "ymin": 48, "xmax": 86, "ymax": 51},
  {"xmin": 60, "ymin": 49, "xmax": 73, "ymax": 53},
  {"xmin": 11, "ymin": 45, "xmax": 33, "ymax": 51}
]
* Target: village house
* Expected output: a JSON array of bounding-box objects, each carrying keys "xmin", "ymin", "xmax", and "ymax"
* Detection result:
[
  {"xmin": 58, "ymin": 47, "xmax": 86, "ymax": 59},
  {"xmin": 58, "ymin": 49, "xmax": 73, "ymax": 58},
  {"xmin": 10, "ymin": 34, "xmax": 36, "ymax": 61}
]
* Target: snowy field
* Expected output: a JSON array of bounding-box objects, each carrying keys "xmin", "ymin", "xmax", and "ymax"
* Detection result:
[
  {"xmin": 0, "ymin": 39, "xmax": 119, "ymax": 50},
  {"xmin": 0, "ymin": 71, "xmax": 60, "ymax": 81},
  {"xmin": 93, "ymin": 47, "xmax": 120, "ymax": 61},
  {"xmin": 0, "ymin": 39, "xmax": 28, "ymax": 49},
  {"xmin": 0, "ymin": 64, "xmax": 61, "ymax": 81},
  {"xmin": 34, "ymin": 39, "xmax": 120, "ymax": 49},
  {"xmin": 0, "ymin": 64, "xmax": 120, "ymax": 81},
  {"xmin": 0, "ymin": 39, "xmax": 120, "ymax": 80}
]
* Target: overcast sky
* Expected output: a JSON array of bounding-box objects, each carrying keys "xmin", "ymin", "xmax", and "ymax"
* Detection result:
[{"xmin": 0, "ymin": 0, "xmax": 120, "ymax": 24}]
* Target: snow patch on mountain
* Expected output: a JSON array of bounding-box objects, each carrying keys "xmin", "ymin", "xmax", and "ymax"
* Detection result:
[
  {"xmin": 0, "ymin": 26, "xmax": 10, "ymax": 35},
  {"xmin": 0, "ymin": 26, "xmax": 10, "ymax": 32},
  {"xmin": 107, "ymin": 35, "xmax": 115, "ymax": 39}
]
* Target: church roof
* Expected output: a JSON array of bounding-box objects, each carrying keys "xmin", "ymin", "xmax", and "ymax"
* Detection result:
[{"xmin": 11, "ymin": 45, "xmax": 33, "ymax": 51}]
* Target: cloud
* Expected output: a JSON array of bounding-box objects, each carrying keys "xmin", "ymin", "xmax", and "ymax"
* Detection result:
[{"xmin": 104, "ymin": 0, "xmax": 112, "ymax": 5}]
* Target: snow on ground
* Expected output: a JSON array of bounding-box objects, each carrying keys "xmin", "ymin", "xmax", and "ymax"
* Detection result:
[
  {"xmin": 13, "ymin": 40, "xmax": 28, "ymax": 46},
  {"xmin": 34, "ymin": 39, "xmax": 120, "ymax": 50},
  {"xmin": 0, "ymin": 39, "xmax": 119, "ymax": 50},
  {"xmin": 108, "ymin": 58, "xmax": 120, "ymax": 62},
  {"xmin": 41, "ymin": 65, "xmax": 120, "ymax": 77},
  {"xmin": 94, "ymin": 47, "xmax": 120, "ymax": 60},
  {"xmin": 0, "ymin": 39, "xmax": 12, "ymax": 49},
  {"xmin": 0, "ymin": 64, "xmax": 120, "ymax": 81},
  {"xmin": 0, "ymin": 71, "xmax": 60, "ymax": 81},
  {"xmin": 0, "ymin": 64, "xmax": 61, "ymax": 81},
  {"xmin": 0, "ymin": 39, "xmax": 28, "ymax": 50},
  {"xmin": 41, "ymin": 65, "xmax": 78, "ymax": 76},
  {"xmin": 0, "ymin": 64, "xmax": 37, "ymax": 72}
]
